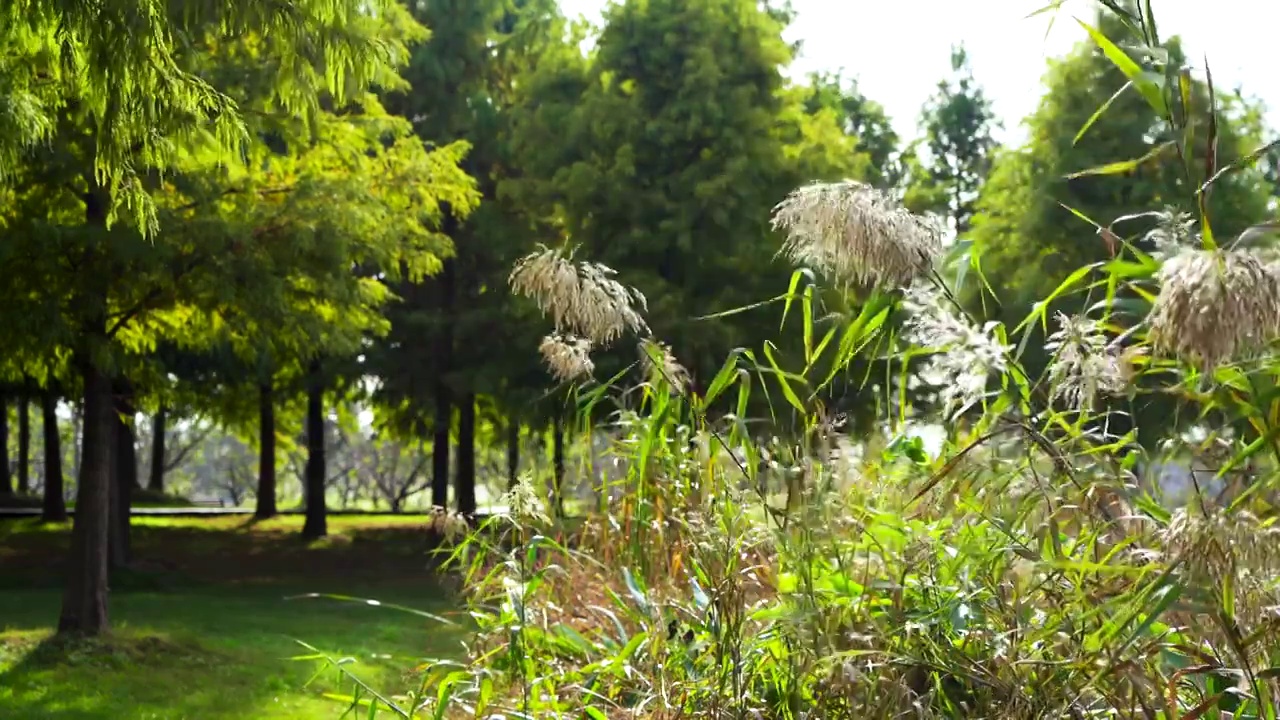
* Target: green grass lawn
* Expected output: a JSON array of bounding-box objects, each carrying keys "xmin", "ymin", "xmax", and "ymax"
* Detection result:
[{"xmin": 0, "ymin": 514, "xmax": 466, "ymax": 720}]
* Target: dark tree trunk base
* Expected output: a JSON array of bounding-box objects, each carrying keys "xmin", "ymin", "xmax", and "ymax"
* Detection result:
[{"xmin": 58, "ymin": 362, "xmax": 113, "ymax": 636}]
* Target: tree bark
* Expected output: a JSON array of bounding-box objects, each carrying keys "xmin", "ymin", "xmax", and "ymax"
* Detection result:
[
  {"xmin": 552, "ymin": 413, "xmax": 566, "ymax": 518},
  {"xmin": 18, "ymin": 392, "xmax": 30, "ymax": 494},
  {"xmin": 110, "ymin": 382, "xmax": 137, "ymax": 570},
  {"xmin": 42, "ymin": 390, "xmax": 67, "ymax": 522},
  {"xmin": 506, "ymin": 418, "xmax": 520, "ymax": 491},
  {"xmin": 58, "ymin": 360, "xmax": 113, "ymax": 635},
  {"xmin": 147, "ymin": 405, "xmax": 166, "ymax": 493},
  {"xmin": 255, "ymin": 379, "xmax": 277, "ymax": 519},
  {"xmin": 0, "ymin": 394, "xmax": 11, "ymax": 496},
  {"xmin": 302, "ymin": 359, "xmax": 327, "ymax": 539},
  {"xmin": 455, "ymin": 392, "xmax": 477, "ymax": 515}
]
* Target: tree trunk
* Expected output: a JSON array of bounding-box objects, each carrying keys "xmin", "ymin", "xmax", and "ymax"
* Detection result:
[
  {"xmin": 302, "ymin": 359, "xmax": 327, "ymax": 539},
  {"xmin": 110, "ymin": 383, "xmax": 136, "ymax": 570},
  {"xmin": 58, "ymin": 361, "xmax": 113, "ymax": 635},
  {"xmin": 431, "ymin": 259, "xmax": 456, "ymax": 509},
  {"xmin": 552, "ymin": 413, "xmax": 566, "ymax": 518},
  {"xmin": 147, "ymin": 405, "xmax": 166, "ymax": 493},
  {"xmin": 71, "ymin": 402, "xmax": 83, "ymax": 482},
  {"xmin": 455, "ymin": 392, "xmax": 477, "ymax": 515},
  {"xmin": 18, "ymin": 393, "xmax": 30, "ymax": 494},
  {"xmin": 432, "ymin": 389, "xmax": 451, "ymax": 509},
  {"xmin": 0, "ymin": 394, "xmax": 11, "ymax": 496},
  {"xmin": 506, "ymin": 418, "xmax": 520, "ymax": 491},
  {"xmin": 42, "ymin": 390, "xmax": 67, "ymax": 522},
  {"xmin": 255, "ymin": 379, "xmax": 277, "ymax": 519}
]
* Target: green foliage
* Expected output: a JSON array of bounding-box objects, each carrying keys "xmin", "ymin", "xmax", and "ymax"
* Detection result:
[
  {"xmin": 801, "ymin": 71, "xmax": 901, "ymax": 186},
  {"xmin": 907, "ymin": 45, "xmax": 999, "ymax": 234},
  {"xmin": 0, "ymin": 0, "xmax": 428, "ymax": 231},
  {"xmin": 961, "ymin": 11, "xmax": 1274, "ymax": 445},
  {"xmin": 503, "ymin": 0, "xmax": 869, "ymax": 397}
]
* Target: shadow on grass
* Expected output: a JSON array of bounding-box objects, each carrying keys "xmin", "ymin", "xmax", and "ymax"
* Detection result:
[
  {"xmin": 0, "ymin": 585, "xmax": 466, "ymax": 720},
  {"xmin": 0, "ymin": 515, "xmax": 468, "ymax": 719},
  {"xmin": 0, "ymin": 630, "xmax": 278, "ymax": 720},
  {"xmin": 0, "ymin": 514, "xmax": 451, "ymax": 591}
]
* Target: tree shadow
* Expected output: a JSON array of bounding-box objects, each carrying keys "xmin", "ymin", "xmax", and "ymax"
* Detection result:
[{"xmin": 0, "ymin": 631, "xmax": 281, "ymax": 720}]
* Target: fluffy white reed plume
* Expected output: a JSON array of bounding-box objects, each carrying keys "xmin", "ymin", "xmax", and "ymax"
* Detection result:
[
  {"xmin": 1045, "ymin": 312, "xmax": 1130, "ymax": 410},
  {"xmin": 771, "ymin": 180, "xmax": 943, "ymax": 290},
  {"xmin": 1147, "ymin": 248, "xmax": 1280, "ymax": 368},
  {"xmin": 538, "ymin": 334, "xmax": 594, "ymax": 383},
  {"xmin": 901, "ymin": 284, "xmax": 1011, "ymax": 412},
  {"xmin": 1142, "ymin": 207, "xmax": 1198, "ymax": 260},
  {"xmin": 1162, "ymin": 508, "xmax": 1280, "ymax": 624},
  {"xmin": 638, "ymin": 339, "xmax": 690, "ymax": 395},
  {"xmin": 504, "ymin": 474, "xmax": 550, "ymax": 524},
  {"xmin": 510, "ymin": 245, "xmax": 648, "ymax": 345}
]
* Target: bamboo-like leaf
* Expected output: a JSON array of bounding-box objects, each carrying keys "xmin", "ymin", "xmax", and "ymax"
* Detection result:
[
  {"xmin": 1074, "ymin": 80, "xmax": 1133, "ymax": 145},
  {"xmin": 762, "ymin": 341, "xmax": 806, "ymax": 413},
  {"xmin": 1065, "ymin": 141, "xmax": 1173, "ymax": 178},
  {"xmin": 1200, "ymin": 56, "xmax": 1219, "ymax": 250},
  {"xmin": 1077, "ymin": 19, "xmax": 1167, "ymax": 115}
]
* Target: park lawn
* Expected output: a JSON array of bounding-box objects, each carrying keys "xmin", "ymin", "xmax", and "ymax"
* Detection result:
[{"xmin": 0, "ymin": 514, "xmax": 467, "ymax": 720}]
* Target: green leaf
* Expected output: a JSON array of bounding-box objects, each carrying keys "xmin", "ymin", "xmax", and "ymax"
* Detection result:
[
  {"xmin": 1076, "ymin": 19, "xmax": 1167, "ymax": 115},
  {"xmin": 1073, "ymin": 80, "xmax": 1132, "ymax": 145},
  {"xmin": 702, "ymin": 349, "xmax": 743, "ymax": 405},
  {"xmin": 762, "ymin": 341, "xmax": 807, "ymax": 413},
  {"xmin": 779, "ymin": 269, "xmax": 806, "ymax": 331},
  {"xmin": 1065, "ymin": 141, "xmax": 1173, "ymax": 178}
]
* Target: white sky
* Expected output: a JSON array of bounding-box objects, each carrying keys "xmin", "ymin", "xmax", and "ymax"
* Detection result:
[{"xmin": 556, "ymin": 0, "xmax": 1278, "ymax": 145}]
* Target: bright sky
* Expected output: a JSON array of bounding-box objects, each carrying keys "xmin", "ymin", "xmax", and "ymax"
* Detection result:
[{"xmin": 556, "ymin": 0, "xmax": 1278, "ymax": 145}]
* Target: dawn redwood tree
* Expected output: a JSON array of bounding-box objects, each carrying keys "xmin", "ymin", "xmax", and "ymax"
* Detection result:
[{"xmin": 0, "ymin": 0, "xmax": 467, "ymax": 637}]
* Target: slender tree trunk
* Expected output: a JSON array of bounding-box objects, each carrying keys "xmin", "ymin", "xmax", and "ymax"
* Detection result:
[
  {"xmin": 256, "ymin": 379, "xmax": 277, "ymax": 519},
  {"xmin": 431, "ymin": 259, "xmax": 456, "ymax": 509},
  {"xmin": 58, "ymin": 360, "xmax": 113, "ymax": 635},
  {"xmin": 71, "ymin": 402, "xmax": 83, "ymax": 482},
  {"xmin": 455, "ymin": 392, "xmax": 477, "ymax": 515},
  {"xmin": 42, "ymin": 390, "xmax": 67, "ymax": 522},
  {"xmin": 302, "ymin": 359, "xmax": 327, "ymax": 539},
  {"xmin": 432, "ymin": 390, "xmax": 451, "ymax": 508},
  {"xmin": 18, "ymin": 393, "xmax": 30, "ymax": 494},
  {"xmin": 552, "ymin": 413, "xmax": 566, "ymax": 518},
  {"xmin": 0, "ymin": 394, "xmax": 11, "ymax": 497},
  {"xmin": 110, "ymin": 383, "xmax": 136, "ymax": 570},
  {"xmin": 506, "ymin": 418, "xmax": 520, "ymax": 491},
  {"xmin": 147, "ymin": 405, "xmax": 166, "ymax": 493}
]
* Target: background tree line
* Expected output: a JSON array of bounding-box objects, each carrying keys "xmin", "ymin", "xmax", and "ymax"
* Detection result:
[{"xmin": 1, "ymin": 0, "xmax": 1275, "ymax": 636}]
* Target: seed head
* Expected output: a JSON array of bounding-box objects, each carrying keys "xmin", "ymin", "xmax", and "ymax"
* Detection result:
[
  {"xmin": 638, "ymin": 339, "xmax": 690, "ymax": 395},
  {"xmin": 901, "ymin": 284, "xmax": 1011, "ymax": 413},
  {"xmin": 771, "ymin": 180, "xmax": 943, "ymax": 290},
  {"xmin": 1045, "ymin": 313, "xmax": 1129, "ymax": 410},
  {"xmin": 1143, "ymin": 208, "xmax": 1197, "ymax": 260},
  {"xmin": 1147, "ymin": 249, "xmax": 1280, "ymax": 368},
  {"xmin": 1162, "ymin": 508, "xmax": 1280, "ymax": 624},
  {"xmin": 510, "ymin": 245, "xmax": 648, "ymax": 345},
  {"xmin": 505, "ymin": 475, "xmax": 550, "ymax": 525},
  {"xmin": 539, "ymin": 334, "xmax": 594, "ymax": 383},
  {"xmin": 429, "ymin": 507, "xmax": 471, "ymax": 542}
]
